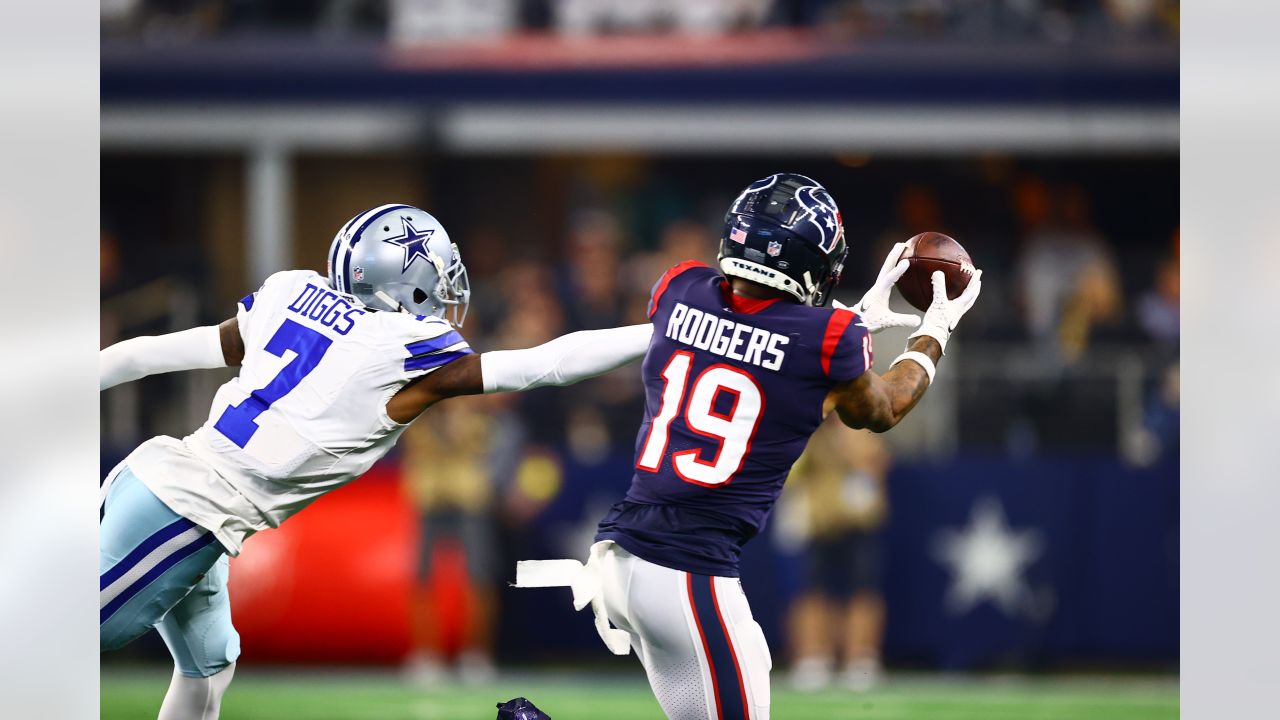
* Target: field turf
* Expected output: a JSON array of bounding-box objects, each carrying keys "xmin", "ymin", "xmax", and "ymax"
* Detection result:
[{"xmin": 102, "ymin": 668, "xmax": 1177, "ymax": 720}]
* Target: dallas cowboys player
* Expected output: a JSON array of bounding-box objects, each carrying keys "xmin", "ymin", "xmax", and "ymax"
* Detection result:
[
  {"xmin": 516, "ymin": 174, "xmax": 982, "ymax": 720},
  {"xmin": 99, "ymin": 204, "xmax": 651, "ymax": 720}
]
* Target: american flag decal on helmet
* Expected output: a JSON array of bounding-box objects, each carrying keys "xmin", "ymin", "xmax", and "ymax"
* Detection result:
[{"xmin": 730, "ymin": 226, "xmax": 748, "ymax": 244}]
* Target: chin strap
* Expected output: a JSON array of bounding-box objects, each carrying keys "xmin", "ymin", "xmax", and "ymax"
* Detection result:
[
  {"xmin": 373, "ymin": 290, "xmax": 405, "ymax": 313},
  {"xmin": 719, "ymin": 257, "xmax": 808, "ymax": 304}
]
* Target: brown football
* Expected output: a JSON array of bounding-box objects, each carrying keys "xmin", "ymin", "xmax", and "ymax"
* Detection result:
[{"xmin": 895, "ymin": 232, "xmax": 975, "ymax": 312}]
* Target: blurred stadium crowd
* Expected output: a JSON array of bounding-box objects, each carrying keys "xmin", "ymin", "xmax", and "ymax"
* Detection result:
[{"xmin": 102, "ymin": 0, "xmax": 1178, "ymax": 46}]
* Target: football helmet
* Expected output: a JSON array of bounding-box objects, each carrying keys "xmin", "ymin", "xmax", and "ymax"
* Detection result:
[
  {"xmin": 326, "ymin": 204, "xmax": 470, "ymax": 327},
  {"xmin": 717, "ymin": 173, "xmax": 848, "ymax": 307}
]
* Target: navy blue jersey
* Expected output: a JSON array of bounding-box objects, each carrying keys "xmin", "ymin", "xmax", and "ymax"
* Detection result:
[{"xmin": 596, "ymin": 262, "xmax": 873, "ymax": 576}]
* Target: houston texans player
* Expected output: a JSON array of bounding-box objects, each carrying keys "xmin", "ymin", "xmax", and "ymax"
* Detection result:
[
  {"xmin": 98, "ymin": 204, "xmax": 652, "ymax": 720},
  {"xmin": 517, "ymin": 174, "xmax": 982, "ymax": 720}
]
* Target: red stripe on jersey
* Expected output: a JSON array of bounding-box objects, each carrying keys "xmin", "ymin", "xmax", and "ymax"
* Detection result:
[
  {"xmin": 710, "ymin": 578, "xmax": 752, "ymax": 719},
  {"xmin": 649, "ymin": 261, "xmax": 709, "ymax": 318},
  {"xmin": 820, "ymin": 309, "xmax": 857, "ymax": 376}
]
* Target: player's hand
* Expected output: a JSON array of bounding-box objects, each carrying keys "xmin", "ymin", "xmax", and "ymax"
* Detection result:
[
  {"xmin": 841, "ymin": 242, "xmax": 922, "ymax": 333},
  {"xmin": 909, "ymin": 269, "xmax": 983, "ymax": 353}
]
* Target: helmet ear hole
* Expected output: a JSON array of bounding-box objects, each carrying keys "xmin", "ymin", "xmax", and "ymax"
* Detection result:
[{"xmin": 413, "ymin": 288, "xmax": 429, "ymax": 305}]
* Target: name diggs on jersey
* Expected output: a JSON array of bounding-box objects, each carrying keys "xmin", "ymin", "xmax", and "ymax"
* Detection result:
[
  {"xmin": 287, "ymin": 283, "xmax": 366, "ymax": 336},
  {"xmin": 665, "ymin": 302, "xmax": 789, "ymax": 371}
]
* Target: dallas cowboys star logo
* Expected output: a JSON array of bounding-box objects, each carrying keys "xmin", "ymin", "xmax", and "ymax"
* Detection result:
[
  {"xmin": 932, "ymin": 496, "xmax": 1045, "ymax": 617},
  {"xmin": 382, "ymin": 216, "xmax": 436, "ymax": 273}
]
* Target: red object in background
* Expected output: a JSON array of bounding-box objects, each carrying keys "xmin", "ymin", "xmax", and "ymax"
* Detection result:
[
  {"xmin": 228, "ymin": 464, "xmax": 419, "ymax": 665},
  {"xmin": 427, "ymin": 540, "xmax": 471, "ymax": 657}
]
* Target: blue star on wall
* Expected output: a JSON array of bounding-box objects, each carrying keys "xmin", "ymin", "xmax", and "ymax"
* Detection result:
[{"xmin": 382, "ymin": 217, "xmax": 436, "ymax": 273}]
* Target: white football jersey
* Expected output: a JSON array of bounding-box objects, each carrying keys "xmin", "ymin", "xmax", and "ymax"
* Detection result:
[{"xmin": 123, "ymin": 270, "xmax": 471, "ymax": 554}]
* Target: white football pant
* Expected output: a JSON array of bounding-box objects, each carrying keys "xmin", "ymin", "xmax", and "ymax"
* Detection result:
[{"xmin": 597, "ymin": 541, "xmax": 772, "ymax": 720}]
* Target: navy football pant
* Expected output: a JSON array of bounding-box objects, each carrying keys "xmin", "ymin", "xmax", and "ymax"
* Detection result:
[{"xmin": 598, "ymin": 542, "xmax": 771, "ymax": 720}]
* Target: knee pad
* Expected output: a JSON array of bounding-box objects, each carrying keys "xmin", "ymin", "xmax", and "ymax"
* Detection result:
[{"xmin": 176, "ymin": 624, "xmax": 241, "ymax": 678}]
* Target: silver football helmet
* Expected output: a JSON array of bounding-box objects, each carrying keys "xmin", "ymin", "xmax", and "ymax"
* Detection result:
[{"xmin": 326, "ymin": 204, "xmax": 470, "ymax": 327}]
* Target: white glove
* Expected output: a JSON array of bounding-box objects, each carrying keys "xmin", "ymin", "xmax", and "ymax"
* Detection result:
[
  {"xmin": 835, "ymin": 241, "xmax": 921, "ymax": 333},
  {"xmin": 909, "ymin": 269, "xmax": 982, "ymax": 353}
]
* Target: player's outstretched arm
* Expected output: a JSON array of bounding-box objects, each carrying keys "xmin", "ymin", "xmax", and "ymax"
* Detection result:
[
  {"xmin": 99, "ymin": 318, "xmax": 244, "ymax": 391},
  {"xmin": 386, "ymin": 324, "xmax": 654, "ymax": 423},
  {"xmin": 828, "ymin": 269, "xmax": 982, "ymax": 432}
]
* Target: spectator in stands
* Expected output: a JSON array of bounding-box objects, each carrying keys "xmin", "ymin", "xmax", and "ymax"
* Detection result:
[
  {"xmin": 1138, "ymin": 226, "xmax": 1179, "ymax": 346},
  {"xmin": 865, "ymin": 184, "xmax": 947, "ymax": 293},
  {"xmin": 401, "ymin": 398, "xmax": 503, "ymax": 686},
  {"xmin": 629, "ymin": 217, "xmax": 717, "ymax": 310},
  {"xmin": 1015, "ymin": 181, "xmax": 1122, "ymax": 366},
  {"xmin": 558, "ymin": 208, "xmax": 626, "ymax": 331},
  {"xmin": 786, "ymin": 417, "xmax": 892, "ymax": 693}
]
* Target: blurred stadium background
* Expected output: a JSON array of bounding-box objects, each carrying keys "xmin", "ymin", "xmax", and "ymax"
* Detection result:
[{"xmin": 100, "ymin": 1, "xmax": 1178, "ymax": 718}]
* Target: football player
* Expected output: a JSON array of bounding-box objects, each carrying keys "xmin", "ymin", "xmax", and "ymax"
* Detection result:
[
  {"xmin": 516, "ymin": 174, "xmax": 982, "ymax": 720},
  {"xmin": 99, "ymin": 204, "xmax": 652, "ymax": 720}
]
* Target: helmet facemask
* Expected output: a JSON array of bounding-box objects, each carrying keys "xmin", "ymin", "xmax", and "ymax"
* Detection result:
[{"xmin": 433, "ymin": 242, "xmax": 471, "ymax": 328}]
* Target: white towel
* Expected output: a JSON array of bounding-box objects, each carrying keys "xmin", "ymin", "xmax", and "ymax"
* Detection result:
[{"xmin": 515, "ymin": 541, "xmax": 632, "ymax": 655}]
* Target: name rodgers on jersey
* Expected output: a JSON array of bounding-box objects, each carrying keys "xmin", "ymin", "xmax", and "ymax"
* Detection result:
[
  {"xmin": 664, "ymin": 301, "xmax": 790, "ymax": 371},
  {"xmin": 286, "ymin": 282, "xmax": 367, "ymax": 336}
]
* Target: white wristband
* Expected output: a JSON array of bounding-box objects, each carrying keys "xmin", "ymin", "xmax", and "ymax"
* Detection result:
[{"xmin": 891, "ymin": 350, "xmax": 936, "ymax": 385}]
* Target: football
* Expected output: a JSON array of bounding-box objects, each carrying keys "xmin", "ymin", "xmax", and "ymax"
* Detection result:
[{"xmin": 895, "ymin": 232, "xmax": 975, "ymax": 312}]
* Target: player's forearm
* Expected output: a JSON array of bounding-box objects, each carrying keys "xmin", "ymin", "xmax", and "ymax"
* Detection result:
[
  {"xmin": 875, "ymin": 336, "xmax": 942, "ymax": 429},
  {"xmin": 832, "ymin": 336, "xmax": 941, "ymax": 432},
  {"xmin": 100, "ymin": 326, "xmax": 226, "ymax": 391},
  {"xmin": 480, "ymin": 324, "xmax": 654, "ymax": 393}
]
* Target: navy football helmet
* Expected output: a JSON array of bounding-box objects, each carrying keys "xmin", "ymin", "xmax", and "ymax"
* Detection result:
[{"xmin": 717, "ymin": 173, "xmax": 848, "ymax": 307}]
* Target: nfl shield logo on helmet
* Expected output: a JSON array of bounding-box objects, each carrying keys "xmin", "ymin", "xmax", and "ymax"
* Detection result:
[
  {"xmin": 353, "ymin": 266, "xmax": 365, "ymax": 282},
  {"xmin": 767, "ymin": 240, "xmax": 782, "ymax": 257}
]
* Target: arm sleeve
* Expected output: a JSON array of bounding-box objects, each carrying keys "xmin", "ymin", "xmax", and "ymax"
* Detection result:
[
  {"xmin": 481, "ymin": 324, "xmax": 654, "ymax": 394},
  {"xmin": 821, "ymin": 309, "xmax": 874, "ymax": 383},
  {"xmin": 100, "ymin": 325, "xmax": 226, "ymax": 391}
]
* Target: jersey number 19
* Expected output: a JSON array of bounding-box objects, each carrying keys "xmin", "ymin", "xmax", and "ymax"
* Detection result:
[{"xmin": 636, "ymin": 350, "xmax": 765, "ymax": 487}]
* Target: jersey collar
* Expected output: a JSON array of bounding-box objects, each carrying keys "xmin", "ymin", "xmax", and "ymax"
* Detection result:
[{"xmin": 719, "ymin": 279, "xmax": 783, "ymax": 315}]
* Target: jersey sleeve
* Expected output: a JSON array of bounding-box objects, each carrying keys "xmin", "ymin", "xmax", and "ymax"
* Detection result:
[
  {"xmin": 398, "ymin": 315, "xmax": 474, "ymax": 379},
  {"xmin": 820, "ymin": 308, "xmax": 873, "ymax": 383},
  {"xmin": 647, "ymin": 261, "xmax": 712, "ymax": 319},
  {"xmin": 234, "ymin": 290, "xmax": 258, "ymax": 339}
]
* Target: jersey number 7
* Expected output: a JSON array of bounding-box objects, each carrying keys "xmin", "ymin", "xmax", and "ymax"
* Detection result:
[
  {"xmin": 214, "ymin": 319, "xmax": 333, "ymax": 448},
  {"xmin": 636, "ymin": 350, "xmax": 765, "ymax": 487}
]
